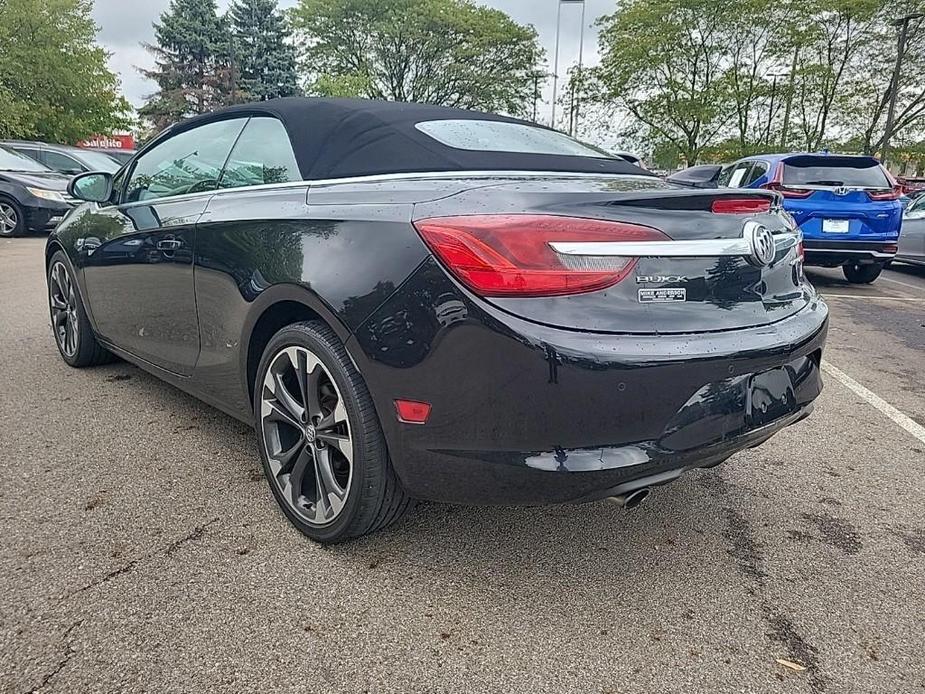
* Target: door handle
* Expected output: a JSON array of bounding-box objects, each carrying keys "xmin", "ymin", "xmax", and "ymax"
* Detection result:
[{"xmin": 156, "ymin": 238, "xmax": 182, "ymax": 252}]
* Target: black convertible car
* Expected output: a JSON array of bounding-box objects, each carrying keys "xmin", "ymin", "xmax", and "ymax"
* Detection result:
[{"xmin": 48, "ymin": 98, "xmax": 828, "ymax": 543}]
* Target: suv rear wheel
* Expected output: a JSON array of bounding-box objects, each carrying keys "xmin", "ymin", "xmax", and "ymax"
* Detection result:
[{"xmin": 843, "ymin": 262, "xmax": 883, "ymax": 284}]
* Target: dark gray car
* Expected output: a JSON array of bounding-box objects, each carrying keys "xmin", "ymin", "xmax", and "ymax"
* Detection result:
[{"xmin": 1, "ymin": 140, "xmax": 121, "ymax": 176}]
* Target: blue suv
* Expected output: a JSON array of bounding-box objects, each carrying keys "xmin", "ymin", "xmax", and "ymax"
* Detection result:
[{"xmin": 717, "ymin": 153, "xmax": 902, "ymax": 283}]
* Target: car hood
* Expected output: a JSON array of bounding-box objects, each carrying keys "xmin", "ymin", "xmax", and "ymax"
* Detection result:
[{"xmin": 0, "ymin": 170, "xmax": 70, "ymax": 190}]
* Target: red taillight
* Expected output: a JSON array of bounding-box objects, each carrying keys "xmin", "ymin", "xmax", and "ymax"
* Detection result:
[
  {"xmin": 761, "ymin": 181, "xmax": 814, "ymax": 199},
  {"xmin": 797, "ymin": 240, "xmax": 805, "ymax": 260},
  {"xmin": 867, "ymin": 185, "xmax": 902, "ymax": 201},
  {"xmin": 882, "ymin": 243, "xmax": 898, "ymax": 254},
  {"xmin": 413, "ymin": 214, "xmax": 668, "ymax": 297},
  {"xmin": 394, "ymin": 399, "xmax": 431, "ymax": 424},
  {"xmin": 711, "ymin": 198, "xmax": 772, "ymax": 214}
]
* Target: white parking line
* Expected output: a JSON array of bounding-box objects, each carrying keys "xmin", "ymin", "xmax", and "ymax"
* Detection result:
[
  {"xmin": 822, "ymin": 360, "xmax": 925, "ymax": 445},
  {"xmin": 823, "ymin": 294, "xmax": 923, "ymax": 301},
  {"xmin": 879, "ymin": 275, "xmax": 925, "ymax": 294}
]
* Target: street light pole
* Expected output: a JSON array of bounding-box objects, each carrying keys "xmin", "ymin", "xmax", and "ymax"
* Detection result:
[
  {"xmin": 881, "ymin": 13, "xmax": 924, "ymax": 167},
  {"xmin": 551, "ymin": 0, "xmax": 563, "ymax": 130},
  {"xmin": 573, "ymin": 0, "xmax": 586, "ymax": 138}
]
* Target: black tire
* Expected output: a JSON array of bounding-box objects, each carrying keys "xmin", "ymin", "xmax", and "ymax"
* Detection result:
[
  {"xmin": 47, "ymin": 251, "xmax": 115, "ymax": 367},
  {"xmin": 0, "ymin": 196, "xmax": 26, "ymax": 237},
  {"xmin": 842, "ymin": 262, "xmax": 883, "ymax": 284},
  {"xmin": 254, "ymin": 320, "xmax": 412, "ymax": 543}
]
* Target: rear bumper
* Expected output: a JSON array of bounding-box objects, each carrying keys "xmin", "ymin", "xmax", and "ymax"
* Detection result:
[
  {"xmin": 804, "ymin": 239, "xmax": 896, "ymax": 265},
  {"xmin": 351, "ymin": 259, "xmax": 829, "ymax": 505}
]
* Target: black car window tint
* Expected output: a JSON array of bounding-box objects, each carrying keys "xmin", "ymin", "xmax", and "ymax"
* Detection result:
[
  {"xmin": 219, "ymin": 117, "xmax": 302, "ymax": 189},
  {"xmin": 746, "ymin": 162, "xmax": 768, "ymax": 184},
  {"xmin": 716, "ymin": 163, "xmax": 740, "ymax": 187},
  {"xmin": 724, "ymin": 162, "xmax": 754, "ymax": 188},
  {"xmin": 124, "ymin": 118, "xmax": 248, "ymax": 203},
  {"xmin": 44, "ymin": 151, "xmax": 84, "ymax": 173}
]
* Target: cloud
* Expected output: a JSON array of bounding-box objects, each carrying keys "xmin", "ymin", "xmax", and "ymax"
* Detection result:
[{"xmin": 93, "ymin": 0, "xmax": 612, "ymax": 126}]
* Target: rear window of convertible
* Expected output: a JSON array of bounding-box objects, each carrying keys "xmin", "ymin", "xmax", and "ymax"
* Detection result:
[
  {"xmin": 415, "ymin": 119, "xmax": 615, "ymax": 159},
  {"xmin": 782, "ymin": 156, "xmax": 890, "ymax": 188}
]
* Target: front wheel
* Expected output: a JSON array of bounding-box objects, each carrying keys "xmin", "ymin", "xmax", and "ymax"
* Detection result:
[
  {"xmin": 254, "ymin": 321, "xmax": 412, "ymax": 543},
  {"xmin": 47, "ymin": 252, "xmax": 115, "ymax": 367},
  {"xmin": 0, "ymin": 197, "xmax": 25, "ymax": 237},
  {"xmin": 842, "ymin": 262, "xmax": 883, "ymax": 284}
]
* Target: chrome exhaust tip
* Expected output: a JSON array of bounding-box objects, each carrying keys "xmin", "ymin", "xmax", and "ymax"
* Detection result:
[{"xmin": 607, "ymin": 487, "xmax": 651, "ymax": 510}]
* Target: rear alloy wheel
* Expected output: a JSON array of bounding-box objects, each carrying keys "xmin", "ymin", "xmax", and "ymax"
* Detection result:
[
  {"xmin": 255, "ymin": 321, "xmax": 411, "ymax": 543},
  {"xmin": 47, "ymin": 252, "xmax": 114, "ymax": 367},
  {"xmin": 842, "ymin": 262, "xmax": 883, "ymax": 284},
  {"xmin": 0, "ymin": 198, "xmax": 25, "ymax": 237}
]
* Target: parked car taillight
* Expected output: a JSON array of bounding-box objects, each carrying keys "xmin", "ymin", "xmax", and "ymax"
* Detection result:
[
  {"xmin": 761, "ymin": 181, "xmax": 814, "ymax": 199},
  {"xmin": 867, "ymin": 185, "xmax": 903, "ymax": 201},
  {"xmin": 413, "ymin": 214, "xmax": 668, "ymax": 297}
]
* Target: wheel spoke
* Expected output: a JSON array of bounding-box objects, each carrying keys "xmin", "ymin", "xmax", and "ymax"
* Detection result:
[
  {"xmin": 286, "ymin": 447, "xmax": 313, "ymax": 509},
  {"xmin": 50, "ymin": 294, "xmax": 67, "ymax": 310},
  {"xmin": 313, "ymin": 447, "xmax": 346, "ymax": 520},
  {"xmin": 265, "ymin": 398, "xmax": 302, "ymax": 431},
  {"xmin": 316, "ymin": 431, "xmax": 353, "ymax": 463},
  {"xmin": 271, "ymin": 371, "xmax": 305, "ymax": 423},
  {"xmin": 317, "ymin": 400, "xmax": 348, "ymax": 431},
  {"xmin": 272, "ymin": 437, "xmax": 305, "ymax": 475},
  {"xmin": 305, "ymin": 363, "xmax": 324, "ymax": 420}
]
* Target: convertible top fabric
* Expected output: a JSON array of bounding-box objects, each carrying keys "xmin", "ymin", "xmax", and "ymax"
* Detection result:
[{"xmin": 161, "ymin": 97, "xmax": 653, "ymax": 181}]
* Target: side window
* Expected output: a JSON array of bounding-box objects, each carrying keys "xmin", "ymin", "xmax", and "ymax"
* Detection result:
[
  {"xmin": 746, "ymin": 161, "xmax": 768, "ymax": 185},
  {"xmin": 124, "ymin": 118, "xmax": 247, "ymax": 203},
  {"xmin": 44, "ymin": 151, "xmax": 85, "ymax": 173},
  {"xmin": 219, "ymin": 117, "xmax": 301, "ymax": 189},
  {"xmin": 14, "ymin": 147, "xmax": 42, "ymax": 163},
  {"xmin": 723, "ymin": 162, "xmax": 754, "ymax": 188}
]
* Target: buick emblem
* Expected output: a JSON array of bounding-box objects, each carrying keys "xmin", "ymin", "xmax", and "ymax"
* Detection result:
[{"xmin": 744, "ymin": 221, "xmax": 776, "ymax": 267}]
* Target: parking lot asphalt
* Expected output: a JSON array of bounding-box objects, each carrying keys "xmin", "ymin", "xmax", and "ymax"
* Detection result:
[{"xmin": 1, "ymin": 236, "xmax": 923, "ymax": 694}]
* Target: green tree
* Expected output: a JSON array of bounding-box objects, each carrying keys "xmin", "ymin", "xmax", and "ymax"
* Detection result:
[
  {"xmin": 594, "ymin": 0, "xmax": 734, "ymax": 165},
  {"xmin": 140, "ymin": 0, "xmax": 233, "ymax": 131},
  {"xmin": 229, "ymin": 0, "xmax": 299, "ymax": 101},
  {"xmin": 0, "ymin": 0, "xmax": 130, "ymax": 141},
  {"xmin": 837, "ymin": 1, "xmax": 925, "ymax": 156},
  {"xmin": 290, "ymin": 0, "xmax": 544, "ymax": 116}
]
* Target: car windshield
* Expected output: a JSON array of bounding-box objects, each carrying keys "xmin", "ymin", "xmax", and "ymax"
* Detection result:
[
  {"xmin": 415, "ymin": 119, "xmax": 616, "ymax": 159},
  {"xmin": 783, "ymin": 156, "xmax": 890, "ymax": 188},
  {"xmin": 75, "ymin": 149, "xmax": 122, "ymax": 172},
  {"xmin": 0, "ymin": 145, "xmax": 51, "ymax": 172}
]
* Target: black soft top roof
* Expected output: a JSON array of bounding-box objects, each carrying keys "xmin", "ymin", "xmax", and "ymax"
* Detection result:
[{"xmin": 163, "ymin": 97, "xmax": 652, "ymax": 181}]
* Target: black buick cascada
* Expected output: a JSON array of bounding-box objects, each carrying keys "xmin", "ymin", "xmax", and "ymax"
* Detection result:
[{"xmin": 47, "ymin": 98, "xmax": 828, "ymax": 543}]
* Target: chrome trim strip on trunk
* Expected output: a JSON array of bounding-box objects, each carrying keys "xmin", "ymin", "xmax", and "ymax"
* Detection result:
[
  {"xmin": 550, "ymin": 239, "xmax": 752, "ymax": 257},
  {"xmin": 551, "ymin": 232, "xmax": 799, "ymax": 259}
]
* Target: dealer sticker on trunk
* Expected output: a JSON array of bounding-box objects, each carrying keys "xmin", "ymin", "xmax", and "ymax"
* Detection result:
[{"xmin": 638, "ymin": 288, "xmax": 687, "ymax": 303}]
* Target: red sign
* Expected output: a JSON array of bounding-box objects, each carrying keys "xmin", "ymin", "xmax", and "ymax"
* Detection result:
[{"xmin": 76, "ymin": 134, "xmax": 136, "ymax": 150}]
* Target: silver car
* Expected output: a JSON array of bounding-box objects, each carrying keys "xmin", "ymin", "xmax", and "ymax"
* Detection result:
[{"xmin": 897, "ymin": 194, "xmax": 925, "ymax": 266}]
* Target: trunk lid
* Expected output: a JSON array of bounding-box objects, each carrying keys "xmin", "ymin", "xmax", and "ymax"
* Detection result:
[{"xmin": 413, "ymin": 175, "xmax": 809, "ymax": 335}]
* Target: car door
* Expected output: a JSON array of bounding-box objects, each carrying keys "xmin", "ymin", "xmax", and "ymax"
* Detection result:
[
  {"xmin": 899, "ymin": 195, "xmax": 925, "ymax": 262},
  {"xmin": 79, "ymin": 117, "xmax": 249, "ymax": 375}
]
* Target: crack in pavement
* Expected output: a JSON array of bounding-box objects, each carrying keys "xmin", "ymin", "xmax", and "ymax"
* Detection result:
[
  {"xmin": 65, "ymin": 518, "xmax": 219, "ymax": 600},
  {"xmin": 25, "ymin": 619, "xmax": 82, "ymax": 694}
]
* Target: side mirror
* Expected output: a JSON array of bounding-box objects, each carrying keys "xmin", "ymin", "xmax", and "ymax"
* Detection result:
[{"xmin": 68, "ymin": 171, "xmax": 113, "ymax": 203}]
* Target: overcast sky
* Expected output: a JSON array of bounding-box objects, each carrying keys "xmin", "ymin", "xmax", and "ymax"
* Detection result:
[{"xmin": 91, "ymin": 0, "xmax": 614, "ymax": 126}]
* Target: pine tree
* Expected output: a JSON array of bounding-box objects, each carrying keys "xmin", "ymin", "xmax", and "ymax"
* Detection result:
[
  {"xmin": 229, "ymin": 0, "xmax": 300, "ymax": 101},
  {"xmin": 139, "ymin": 0, "xmax": 233, "ymax": 131}
]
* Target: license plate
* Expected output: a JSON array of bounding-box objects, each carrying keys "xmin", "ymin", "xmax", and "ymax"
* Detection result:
[
  {"xmin": 638, "ymin": 288, "xmax": 686, "ymax": 303},
  {"xmin": 822, "ymin": 219, "xmax": 850, "ymax": 233}
]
